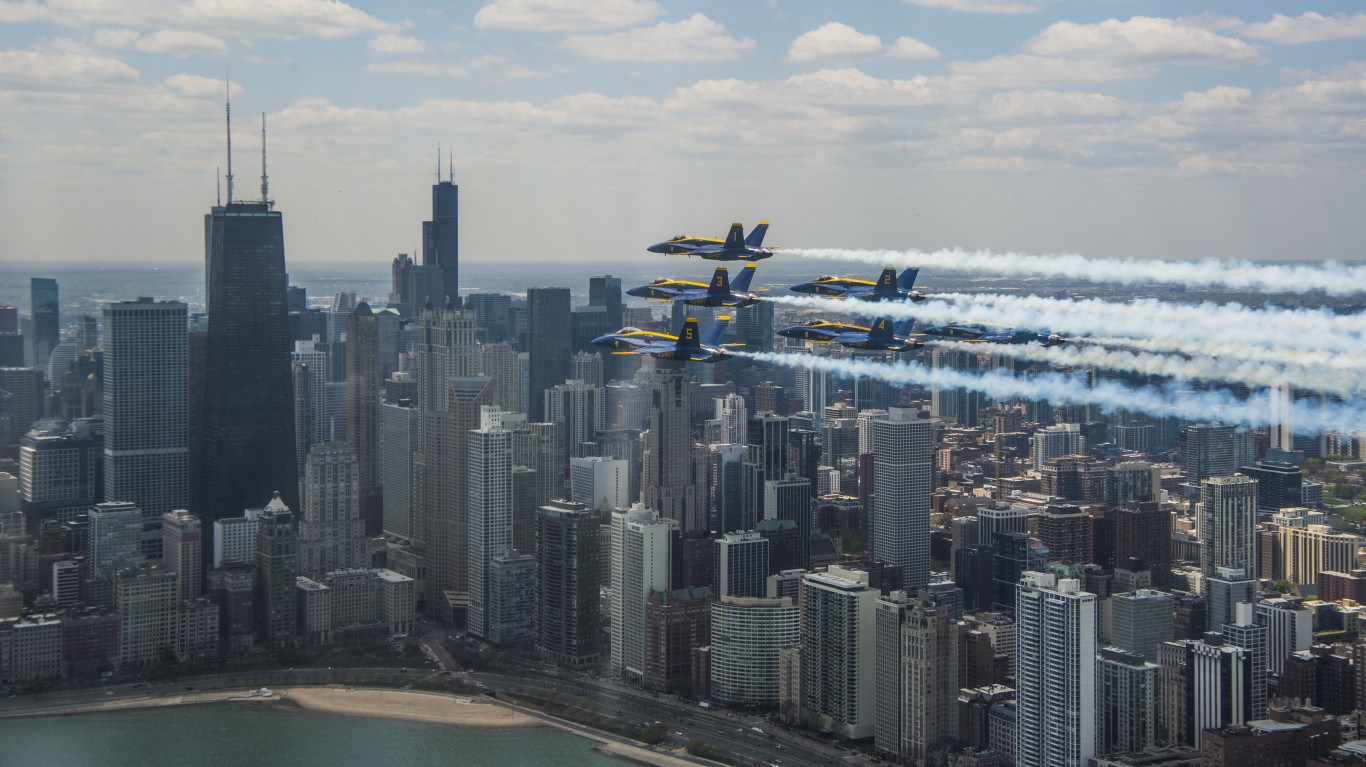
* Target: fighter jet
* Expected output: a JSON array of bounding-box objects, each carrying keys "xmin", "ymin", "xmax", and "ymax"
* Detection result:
[
  {"xmin": 777, "ymin": 317, "xmax": 922, "ymax": 352},
  {"xmin": 790, "ymin": 267, "xmax": 924, "ymax": 303},
  {"xmin": 648, "ymin": 222, "xmax": 775, "ymax": 261},
  {"xmin": 626, "ymin": 264, "xmax": 760, "ymax": 308},
  {"xmin": 913, "ymin": 321, "xmax": 1066, "ymax": 346},
  {"xmin": 591, "ymin": 314, "xmax": 739, "ymax": 363}
]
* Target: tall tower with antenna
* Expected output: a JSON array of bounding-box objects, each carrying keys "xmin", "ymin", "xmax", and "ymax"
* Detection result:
[
  {"xmin": 195, "ymin": 91, "xmax": 298, "ymax": 570},
  {"xmin": 423, "ymin": 144, "xmax": 460, "ymax": 306}
]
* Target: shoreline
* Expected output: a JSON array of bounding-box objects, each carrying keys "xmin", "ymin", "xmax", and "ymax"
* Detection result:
[{"xmin": 0, "ymin": 685, "xmax": 708, "ymax": 767}]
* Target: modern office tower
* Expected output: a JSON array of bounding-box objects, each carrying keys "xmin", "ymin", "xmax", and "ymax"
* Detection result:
[
  {"xmin": 510, "ymin": 467, "xmax": 538, "ymax": 553},
  {"xmin": 902, "ymin": 597, "xmax": 960, "ymax": 765},
  {"xmin": 1109, "ymin": 589, "xmax": 1174, "ymax": 662},
  {"xmin": 710, "ymin": 595, "xmax": 798, "ymax": 707},
  {"xmin": 1200, "ymin": 474, "xmax": 1259, "ymax": 578},
  {"xmin": 299, "ymin": 442, "xmax": 365, "ymax": 577},
  {"xmin": 379, "ymin": 398, "xmax": 419, "ymax": 540},
  {"xmin": 643, "ymin": 363, "xmax": 704, "ymax": 532},
  {"xmin": 605, "ymin": 381, "xmax": 648, "ymax": 430},
  {"xmin": 992, "ymin": 531, "xmax": 1040, "ymax": 612},
  {"xmin": 788, "ymin": 428, "xmax": 821, "ymax": 493},
  {"xmin": 115, "ymin": 561, "xmax": 178, "ymax": 667},
  {"xmin": 931, "ymin": 348, "xmax": 982, "ymax": 426},
  {"xmin": 1222, "ymin": 602, "xmax": 1268, "ymax": 720},
  {"xmin": 1158, "ymin": 637, "xmax": 1253, "ymax": 748},
  {"xmin": 714, "ymin": 393, "xmax": 748, "ymax": 445},
  {"xmin": 1206, "ymin": 567, "xmax": 1257, "ymax": 629},
  {"xmin": 291, "ymin": 361, "xmax": 318, "ymax": 474},
  {"xmin": 800, "ymin": 566, "xmax": 878, "ymax": 739},
  {"xmin": 346, "ymin": 303, "xmax": 382, "ymax": 527},
  {"xmin": 610, "ymin": 505, "xmax": 675, "ymax": 682},
  {"xmin": 1036, "ymin": 504, "xmax": 1089, "ymax": 565},
  {"xmin": 1241, "ymin": 460, "xmax": 1305, "ymax": 513},
  {"xmin": 466, "ymin": 293, "xmax": 512, "ymax": 344},
  {"xmin": 1256, "ymin": 598, "xmax": 1312, "ymax": 676},
  {"xmin": 199, "ymin": 165, "xmax": 298, "ymax": 545},
  {"xmin": 18, "ymin": 418, "xmax": 102, "ymax": 526},
  {"xmin": 572, "ymin": 352, "xmax": 604, "ymax": 389},
  {"xmin": 423, "ymin": 162, "xmax": 459, "ymax": 304},
  {"xmin": 30, "ymin": 278, "xmax": 58, "ymax": 370},
  {"xmin": 589, "ymin": 275, "xmax": 624, "ymax": 326},
  {"xmin": 1014, "ymin": 573, "xmax": 1097, "ymax": 767},
  {"xmin": 514, "ymin": 421, "xmax": 564, "ymax": 509},
  {"xmin": 1278, "ymin": 524, "xmax": 1362, "ymax": 586},
  {"xmin": 1041, "ymin": 455, "xmax": 1106, "ymax": 504},
  {"xmin": 734, "ymin": 300, "xmax": 774, "ymax": 354},
  {"xmin": 102, "ymin": 298, "xmax": 189, "ymax": 550},
  {"xmin": 88, "ymin": 501, "xmax": 144, "ymax": 580},
  {"xmin": 1112, "ymin": 501, "xmax": 1172, "ymax": 591},
  {"xmin": 874, "ymin": 591, "xmax": 914, "ymax": 758},
  {"xmin": 974, "ymin": 504, "xmax": 1030, "ymax": 546},
  {"xmin": 467, "ymin": 407, "xmax": 512, "ymax": 640},
  {"xmin": 710, "ymin": 443, "xmax": 746, "ymax": 534},
  {"xmin": 526, "ymin": 287, "xmax": 571, "ymax": 421},
  {"xmin": 715, "ymin": 531, "xmax": 769, "ymax": 599},
  {"xmin": 487, "ymin": 550, "xmax": 535, "ymax": 645},
  {"xmin": 1184, "ymin": 422, "xmax": 1236, "ymax": 480},
  {"xmin": 569, "ymin": 456, "xmax": 630, "ymax": 510},
  {"xmin": 545, "ymin": 378, "xmax": 605, "ymax": 461},
  {"xmin": 254, "ymin": 501, "xmax": 298, "ymax": 648},
  {"xmin": 477, "ymin": 342, "xmax": 519, "ymax": 412},
  {"xmin": 536, "ymin": 500, "xmax": 601, "ymax": 667},
  {"xmin": 763, "ymin": 475, "xmax": 812, "ymax": 569},
  {"xmin": 1095, "ymin": 647, "xmax": 1157, "ymax": 757},
  {"xmin": 162, "ymin": 510, "xmax": 202, "ymax": 603},
  {"xmin": 1031, "ymin": 423, "xmax": 1082, "ymax": 471},
  {"xmin": 869, "ymin": 408, "xmax": 932, "ymax": 589},
  {"xmin": 744, "ymin": 412, "xmax": 789, "ymax": 522}
]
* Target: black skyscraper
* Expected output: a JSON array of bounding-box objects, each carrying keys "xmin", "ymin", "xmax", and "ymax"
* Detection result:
[
  {"xmin": 423, "ymin": 161, "xmax": 459, "ymax": 305},
  {"xmin": 30, "ymin": 277, "xmax": 58, "ymax": 370},
  {"xmin": 527, "ymin": 287, "xmax": 571, "ymax": 421},
  {"xmin": 197, "ymin": 111, "xmax": 297, "ymax": 535}
]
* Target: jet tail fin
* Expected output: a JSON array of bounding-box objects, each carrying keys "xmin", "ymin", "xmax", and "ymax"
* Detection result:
[
  {"xmin": 723, "ymin": 223, "xmax": 745, "ymax": 250},
  {"xmin": 874, "ymin": 267, "xmax": 899, "ymax": 297},
  {"xmin": 731, "ymin": 264, "xmax": 757, "ymax": 293},
  {"xmin": 896, "ymin": 267, "xmax": 920, "ymax": 291},
  {"xmin": 869, "ymin": 318, "xmax": 895, "ymax": 343},
  {"xmin": 892, "ymin": 317, "xmax": 916, "ymax": 336},
  {"xmin": 708, "ymin": 267, "xmax": 731, "ymax": 296},
  {"xmin": 745, "ymin": 221, "xmax": 769, "ymax": 248},
  {"xmin": 703, "ymin": 315, "xmax": 732, "ymax": 347},
  {"xmin": 676, "ymin": 317, "xmax": 702, "ymax": 351}
]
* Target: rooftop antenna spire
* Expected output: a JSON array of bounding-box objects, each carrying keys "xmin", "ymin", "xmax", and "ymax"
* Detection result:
[
  {"xmin": 436, "ymin": 144, "xmax": 441, "ymax": 183},
  {"xmin": 260, "ymin": 112, "xmax": 269, "ymax": 207},
  {"xmin": 216, "ymin": 166, "xmax": 221, "ymax": 206},
  {"xmin": 448, "ymin": 143, "xmax": 453, "ymax": 182},
  {"xmin": 225, "ymin": 76, "xmax": 234, "ymax": 205}
]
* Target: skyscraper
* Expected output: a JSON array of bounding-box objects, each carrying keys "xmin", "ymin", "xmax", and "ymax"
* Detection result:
[
  {"xmin": 709, "ymin": 595, "xmax": 799, "ymax": 708},
  {"xmin": 379, "ymin": 397, "xmax": 419, "ymax": 540},
  {"xmin": 536, "ymin": 500, "xmax": 601, "ymax": 667},
  {"xmin": 29, "ymin": 278, "xmax": 58, "ymax": 370},
  {"xmin": 1185, "ymin": 422, "xmax": 1236, "ymax": 480},
  {"xmin": 299, "ymin": 442, "xmax": 365, "ymax": 577},
  {"xmin": 870, "ymin": 407, "xmax": 933, "ymax": 590},
  {"xmin": 467, "ymin": 407, "xmax": 512, "ymax": 640},
  {"xmin": 103, "ymin": 298, "xmax": 189, "ymax": 555},
  {"xmin": 199, "ymin": 124, "xmax": 297, "ymax": 541},
  {"xmin": 1200, "ymin": 474, "xmax": 1259, "ymax": 578},
  {"xmin": 1096, "ymin": 647, "xmax": 1157, "ymax": 757},
  {"xmin": 1112, "ymin": 501, "xmax": 1172, "ymax": 591},
  {"xmin": 423, "ymin": 158, "xmax": 459, "ymax": 304},
  {"xmin": 715, "ymin": 531, "xmax": 770, "ymax": 599},
  {"xmin": 931, "ymin": 348, "xmax": 982, "ymax": 426},
  {"xmin": 800, "ymin": 566, "xmax": 879, "ymax": 739},
  {"xmin": 901, "ymin": 597, "xmax": 959, "ymax": 765},
  {"xmin": 526, "ymin": 287, "xmax": 571, "ymax": 422},
  {"xmin": 346, "ymin": 302, "xmax": 382, "ymax": 530},
  {"xmin": 255, "ymin": 500, "xmax": 298, "ymax": 648},
  {"xmin": 545, "ymin": 378, "xmax": 605, "ymax": 461},
  {"xmin": 643, "ymin": 363, "xmax": 704, "ymax": 531},
  {"xmin": 1014, "ymin": 572, "xmax": 1096, "ymax": 767},
  {"xmin": 611, "ymin": 505, "xmax": 675, "ymax": 682},
  {"xmin": 734, "ymin": 301, "xmax": 774, "ymax": 354},
  {"xmin": 162, "ymin": 509, "xmax": 203, "ymax": 603}
]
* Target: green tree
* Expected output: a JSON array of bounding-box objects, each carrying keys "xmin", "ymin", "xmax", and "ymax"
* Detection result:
[
  {"xmin": 1275, "ymin": 579, "xmax": 1292, "ymax": 594},
  {"xmin": 639, "ymin": 722, "xmax": 667, "ymax": 745}
]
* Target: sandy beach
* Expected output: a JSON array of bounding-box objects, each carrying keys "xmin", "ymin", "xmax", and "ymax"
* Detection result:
[{"xmin": 277, "ymin": 686, "xmax": 540, "ymax": 728}]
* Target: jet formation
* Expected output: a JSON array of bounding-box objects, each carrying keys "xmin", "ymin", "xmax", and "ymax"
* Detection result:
[{"xmin": 620, "ymin": 221, "xmax": 1066, "ymax": 363}]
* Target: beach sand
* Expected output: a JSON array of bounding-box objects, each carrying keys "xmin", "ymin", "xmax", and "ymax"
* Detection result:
[{"xmin": 277, "ymin": 686, "xmax": 539, "ymax": 728}]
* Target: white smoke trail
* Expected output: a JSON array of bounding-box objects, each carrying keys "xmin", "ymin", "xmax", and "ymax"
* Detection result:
[
  {"xmin": 791, "ymin": 247, "xmax": 1366, "ymax": 297},
  {"xmin": 768, "ymin": 292, "xmax": 1366, "ymax": 357},
  {"xmin": 734, "ymin": 350, "xmax": 1366, "ymax": 432},
  {"xmin": 932, "ymin": 340, "xmax": 1366, "ymax": 398},
  {"xmin": 1086, "ymin": 336, "xmax": 1366, "ymax": 373}
]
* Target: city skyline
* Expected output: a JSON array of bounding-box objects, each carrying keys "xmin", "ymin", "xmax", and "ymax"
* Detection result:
[{"xmin": 3, "ymin": 2, "xmax": 1366, "ymax": 266}]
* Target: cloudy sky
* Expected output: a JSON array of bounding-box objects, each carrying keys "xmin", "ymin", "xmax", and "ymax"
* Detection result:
[{"xmin": 1, "ymin": 0, "xmax": 1364, "ymax": 265}]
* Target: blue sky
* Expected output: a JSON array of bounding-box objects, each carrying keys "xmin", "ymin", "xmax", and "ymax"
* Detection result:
[{"xmin": 1, "ymin": 0, "xmax": 1365, "ymax": 264}]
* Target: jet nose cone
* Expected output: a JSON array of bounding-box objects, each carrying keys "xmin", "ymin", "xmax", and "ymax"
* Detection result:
[
  {"xmin": 789, "ymin": 284, "xmax": 813, "ymax": 294},
  {"xmin": 776, "ymin": 328, "xmax": 800, "ymax": 338},
  {"xmin": 647, "ymin": 243, "xmax": 669, "ymax": 254},
  {"xmin": 625, "ymin": 286, "xmax": 651, "ymax": 297},
  {"xmin": 590, "ymin": 335, "xmax": 615, "ymax": 347}
]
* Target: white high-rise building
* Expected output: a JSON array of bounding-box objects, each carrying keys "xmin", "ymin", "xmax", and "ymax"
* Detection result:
[
  {"xmin": 610, "ymin": 505, "xmax": 675, "ymax": 682},
  {"xmin": 102, "ymin": 298, "xmax": 188, "ymax": 549},
  {"xmin": 1256, "ymin": 598, "xmax": 1312, "ymax": 676},
  {"xmin": 870, "ymin": 408, "xmax": 933, "ymax": 590},
  {"xmin": 709, "ymin": 595, "xmax": 799, "ymax": 708},
  {"xmin": 1200, "ymin": 474, "xmax": 1259, "ymax": 578},
  {"xmin": 544, "ymin": 379, "xmax": 605, "ymax": 460},
  {"xmin": 800, "ymin": 566, "xmax": 879, "ymax": 739},
  {"xmin": 1032, "ymin": 423, "xmax": 1083, "ymax": 471},
  {"xmin": 715, "ymin": 393, "xmax": 748, "ymax": 445},
  {"xmin": 1015, "ymin": 572, "xmax": 1097, "ymax": 767},
  {"xmin": 569, "ymin": 456, "xmax": 630, "ymax": 511},
  {"xmin": 467, "ymin": 406, "xmax": 513, "ymax": 640}
]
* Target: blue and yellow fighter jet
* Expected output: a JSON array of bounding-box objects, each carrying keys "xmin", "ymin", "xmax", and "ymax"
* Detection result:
[
  {"xmin": 777, "ymin": 317, "xmax": 923, "ymax": 352},
  {"xmin": 591, "ymin": 314, "xmax": 740, "ymax": 363},
  {"xmin": 626, "ymin": 264, "xmax": 760, "ymax": 308},
  {"xmin": 912, "ymin": 321, "xmax": 1067, "ymax": 347},
  {"xmin": 790, "ymin": 266, "xmax": 925, "ymax": 303},
  {"xmin": 648, "ymin": 222, "xmax": 775, "ymax": 261}
]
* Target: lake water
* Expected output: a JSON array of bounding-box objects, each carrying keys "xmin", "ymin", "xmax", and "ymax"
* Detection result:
[{"xmin": 0, "ymin": 703, "xmax": 628, "ymax": 767}]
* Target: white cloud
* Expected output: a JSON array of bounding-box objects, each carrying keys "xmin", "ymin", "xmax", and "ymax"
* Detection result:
[
  {"xmin": 94, "ymin": 28, "xmax": 229, "ymax": 57},
  {"xmin": 1240, "ymin": 12, "xmax": 1366, "ymax": 45},
  {"xmin": 163, "ymin": 73, "xmax": 243, "ymax": 98},
  {"xmin": 901, "ymin": 0, "xmax": 1034, "ymax": 14},
  {"xmin": 989, "ymin": 90, "xmax": 1127, "ymax": 119},
  {"xmin": 948, "ymin": 54, "xmax": 1145, "ymax": 88},
  {"xmin": 888, "ymin": 36, "xmax": 939, "ymax": 60},
  {"xmin": 788, "ymin": 22, "xmax": 882, "ymax": 63},
  {"xmin": 561, "ymin": 13, "xmax": 754, "ymax": 62},
  {"xmin": 0, "ymin": 0, "xmax": 392, "ymax": 40},
  {"xmin": 473, "ymin": 0, "xmax": 660, "ymax": 31},
  {"xmin": 1178, "ymin": 85, "xmax": 1251, "ymax": 115},
  {"xmin": 365, "ymin": 60, "xmax": 466, "ymax": 77},
  {"xmin": 1025, "ymin": 17, "xmax": 1262, "ymax": 68},
  {"xmin": 0, "ymin": 43, "xmax": 139, "ymax": 86},
  {"xmin": 369, "ymin": 33, "xmax": 427, "ymax": 54}
]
